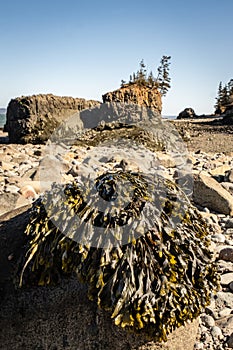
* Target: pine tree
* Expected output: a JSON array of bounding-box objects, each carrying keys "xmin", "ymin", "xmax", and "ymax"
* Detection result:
[
  {"xmin": 215, "ymin": 81, "xmax": 223, "ymax": 111},
  {"xmin": 119, "ymin": 56, "xmax": 171, "ymax": 96},
  {"xmin": 156, "ymin": 56, "xmax": 171, "ymax": 97},
  {"xmin": 137, "ymin": 59, "xmax": 147, "ymax": 85},
  {"xmin": 121, "ymin": 79, "xmax": 126, "ymax": 87}
]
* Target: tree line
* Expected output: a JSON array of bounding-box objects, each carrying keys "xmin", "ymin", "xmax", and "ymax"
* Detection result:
[
  {"xmin": 215, "ymin": 78, "xmax": 233, "ymax": 113},
  {"xmin": 120, "ymin": 56, "xmax": 171, "ymax": 97}
]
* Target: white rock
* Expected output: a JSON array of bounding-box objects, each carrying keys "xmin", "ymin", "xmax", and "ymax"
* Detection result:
[
  {"xmin": 218, "ymin": 308, "xmax": 232, "ymax": 318},
  {"xmin": 211, "ymin": 326, "xmax": 223, "ymax": 339},
  {"xmin": 201, "ymin": 315, "xmax": 215, "ymax": 328},
  {"xmin": 4, "ymin": 184, "xmax": 20, "ymax": 193},
  {"xmin": 211, "ymin": 233, "xmax": 225, "ymax": 243},
  {"xmin": 220, "ymin": 273, "xmax": 233, "ymax": 286}
]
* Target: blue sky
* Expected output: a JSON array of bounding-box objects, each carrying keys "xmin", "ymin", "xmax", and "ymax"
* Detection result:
[{"xmin": 0, "ymin": 0, "xmax": 232, "ymax": 115}]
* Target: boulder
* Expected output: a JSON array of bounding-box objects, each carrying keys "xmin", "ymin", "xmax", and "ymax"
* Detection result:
[
  {"xmin": 0, "ymin": 207, "xmax": 199, "ymax": 350},
  {"xmin": 5, "ymin": 94, "xmax": 101, "ymax": 144},
  {"xmin": 177, "ymin": 108, "xmax": 197, "ymax": 119},
  {"xmin": 102, "ymin": 84, "xmax": 162, "ymax": 114},
  {"xmin": 193, "ymin": 172, "xmax": 233, "ymax": 215}
]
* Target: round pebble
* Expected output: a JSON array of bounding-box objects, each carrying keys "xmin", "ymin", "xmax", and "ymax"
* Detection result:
[
  {"xmin": 211, "ymin": 234, "xmax": 225, "ymax": 243},
  {"xmin": 211, "ymin": 326, "xmax": 223, "ymax": 339},
  {"xmin": 201, "ymin": 315, "xmax": 215, "ymax": 328}
]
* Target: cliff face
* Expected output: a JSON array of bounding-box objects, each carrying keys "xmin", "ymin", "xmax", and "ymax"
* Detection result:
[
  {"xmin": 5, "ymin": 94, "xmax": 100, "ymax": 143},
  {"xmin": 102, "ymin": 84, "xmax": 162, "ymax": 114}
]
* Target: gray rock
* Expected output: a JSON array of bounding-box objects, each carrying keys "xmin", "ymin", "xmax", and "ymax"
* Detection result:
[
  {"xmin": 211, "ymin": 326, "xmax": 223, "ymax": 339},
  {"xmin": 228, "ymin": 332, "xmax": 233, "ymax": 348},
  {"xmin": 216, "ymin": 316, "xmax": 233, "ymax": 337},
  {"xmin": 201, "ymin": 315, "xmax": 215, "ymax": 327},
  {"xmin": 193, "ymin": 172, "xmax": 233, "ymax": 215},
  {"xmin": 230, "ymin": 281, "xmax": 233, "ymax": 292},
  {"xmin": 219, "ymin": 247, "xmax": 233, "ymax": 263},
  {"xmin": 226, "ymin": 228, "xmax": 233, "ymax": 235},
  {"xmin": 216, "ymin": 292, "xmax": 233, "ymax": 309},
  {"xmin": 225, "ymin": 219, "xmax": 233, "ymax": 230}
]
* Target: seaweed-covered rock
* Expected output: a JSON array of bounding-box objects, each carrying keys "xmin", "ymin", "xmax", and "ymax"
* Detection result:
[{"xmin": 20, "ymin": 169, "xmax": 219, "ymax": 343}]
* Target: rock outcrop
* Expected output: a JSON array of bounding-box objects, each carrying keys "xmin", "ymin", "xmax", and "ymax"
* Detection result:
[
  {"xmin": 177, "ymin": 108, "xmax": 197, "ymax": 119},
  {"xmin": 102, "ymin": 84, "xmax": 162, "ymax": 114},
  {"xmin": 5, "ymin": 94, "xmax": 100, "ymax": 144}
]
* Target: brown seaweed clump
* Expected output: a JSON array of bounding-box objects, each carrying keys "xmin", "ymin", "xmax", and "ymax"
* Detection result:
[{"xmin": 19, "ymin": 170, "xmax": 219, "ymax": 342}]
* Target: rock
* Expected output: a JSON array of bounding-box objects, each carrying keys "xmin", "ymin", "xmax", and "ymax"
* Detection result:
[
  {"xmin": 19, "ymin": 185, "xmax": 38, "ymax": 199},
  {"xmin": 225, "ymin": 169, "xmax": 233, "ymax": 183},
  {"xmin": 227, "ymin": 332, "xmax": 233, "ymax": 348},
  {"xmin": 226, "ymin": 228, "xmax": 233, "ymax": 235},
  {"xmin": 221, "ymin": 182, "xmax": 233, "ymax": 195},
  {"xmin": 102, "ymin": 84, "xmax": 162, "ymax": 114},
  {"xmin": 215, "ymin": 292, "xmax": 233, "ymax": 309},
  {"xmin": 219, "ymin": 247, "xmax": 233, "ymax": 262},
  {"xmin": 4, "ymin": 184, "xmax": 20, "ymax": 193},
  {"xmin": 216, "ymin": 316, "xmax": 233, "ymax": 337},
  {"xmin": 0, "ymin": 160, "xmax": 15, "ymax": 171},
  {"xmin": 0, "ymin": 207, "xmax": 199, "ymax": 350},
  {"xmin": 210, "ymin": 326, "xmax": 223, "ymax": 339},
  {"xmin": 211, "ymin": 233, "xmax": 225, "ymax": 243},
  {"xmin": 220, "ymin": 273, "xmax": 233, "ymax": 286},
  {"xmin": 225, "ymin": 219, "xmax": 233, "ymax": 229},
  {"xmin": 177, "ymin": 107, "xmax": 197, "ymax": 119},
  {"xmin": 5, "ymin": 94, "xmax": 100, "ymax": 143},
  {"xmin": 210, "ymin": 165, "xmax": 232, "ymax": 176},
  {"xmin": 0, "ymin": 192, "xmax": 20, "ymax": 216},
  {"xmin": 229, "ymin": 281, "xmax": 233, "ymax": 292},
  {"xmin": 218, "ymin": 308, "xmax": 232, "ymax": 318},
  {"xmin": 193, "ymin": 172, "xmax": 233, "ymax": 215},
  {"xmin": 201, "ymin": 315, "xmax": 215, "ymax": 328}
]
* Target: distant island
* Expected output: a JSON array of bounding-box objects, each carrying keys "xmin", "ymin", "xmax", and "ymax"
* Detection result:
[{"xmin": 0, "ymin": 108, "xmax": 6, "ymax": 114}]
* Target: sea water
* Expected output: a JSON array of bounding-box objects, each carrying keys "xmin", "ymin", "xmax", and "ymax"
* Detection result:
[{"xmin": 0, "ymin": 113, "xmax": 6, "ymax": 128}]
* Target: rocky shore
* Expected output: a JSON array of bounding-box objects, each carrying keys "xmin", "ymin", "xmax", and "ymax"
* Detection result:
[{"xmin": 0, "ymin": 116, "xmax": 233, "ymax": 349}]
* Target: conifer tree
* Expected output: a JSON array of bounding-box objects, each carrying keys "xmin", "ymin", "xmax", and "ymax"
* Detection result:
[{"xmin": 156, "ymin": 55, "xmax": 171, "ymax": 97}]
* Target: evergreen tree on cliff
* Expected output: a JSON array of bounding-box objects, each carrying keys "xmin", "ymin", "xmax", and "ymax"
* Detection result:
[
  {"xmin": 156, "ymin": 55, "xmax": 171, "ymax": 97},
  {"xmin": 121, "ymin": 56, "xmax": 171, "ymax": 96},
  {"xmin": 215, "ymin": 78, "xmax": 233, "ymax": 114}
]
